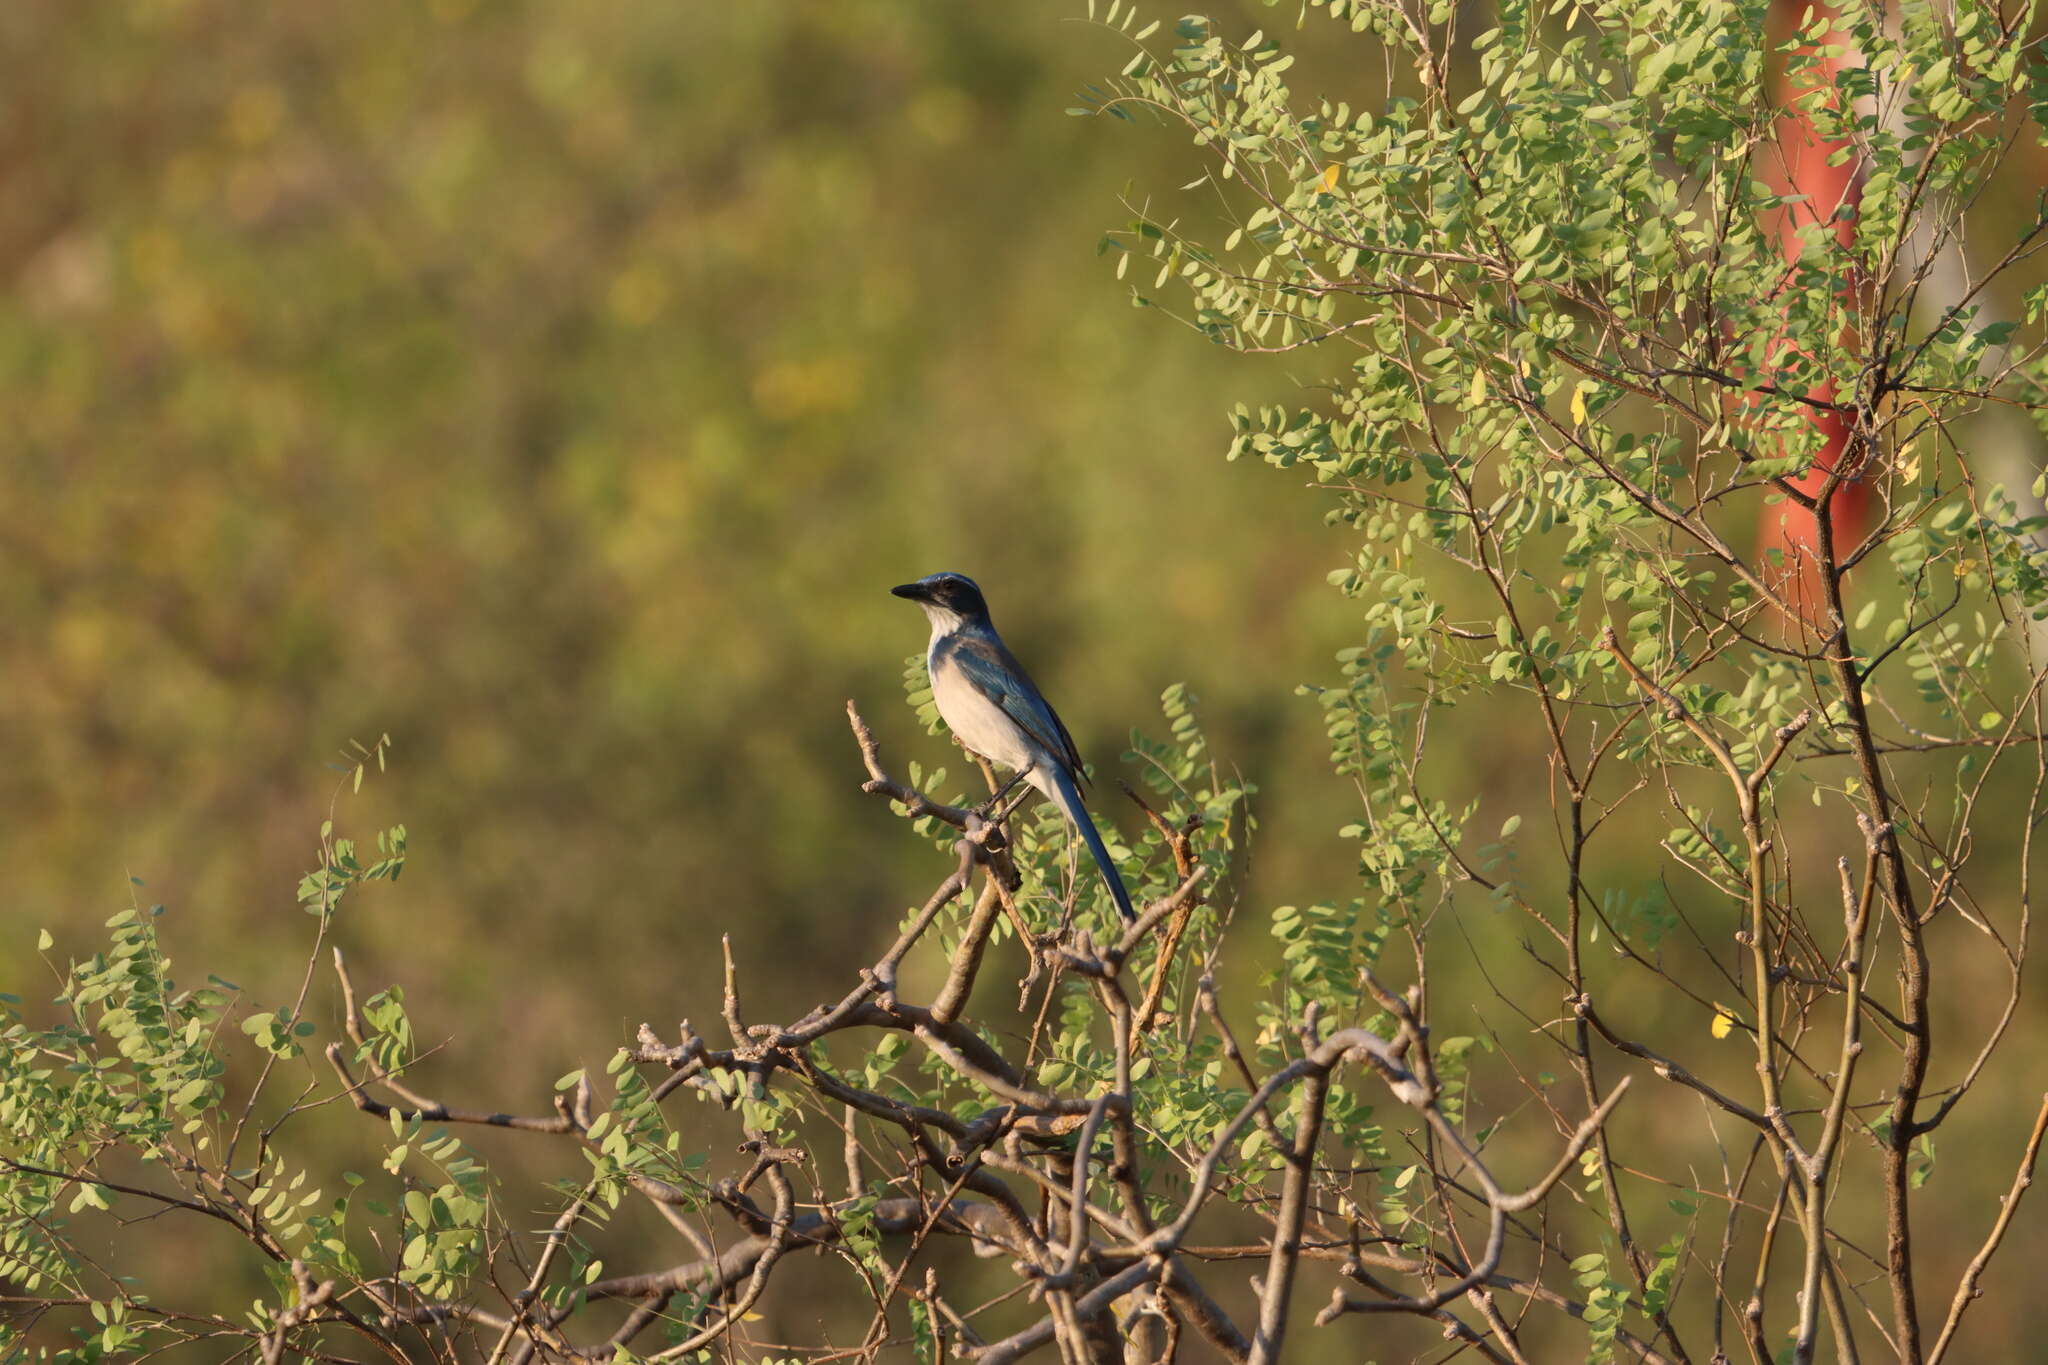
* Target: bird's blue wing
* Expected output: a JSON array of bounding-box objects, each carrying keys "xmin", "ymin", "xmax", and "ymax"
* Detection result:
[{"xmin": 946, "ymin": 634, "xmax": 1087, "ymax": 781}]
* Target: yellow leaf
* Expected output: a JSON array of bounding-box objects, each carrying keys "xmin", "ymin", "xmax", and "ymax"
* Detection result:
[
  {"xmin": 1319, "ymin": 163, "xmax": 1341, "ymax": 193},
  {"xmin": 1709, "ymin": 1005, "xmax": 1737, "ymax": 1039},
  {"xmin": 1570, "ymin": 383, "xmax": 1590, "ymax": 426},
  {"xmin": 1470, "ymin": 370, "xmax": 1487, "ymax": 405}
]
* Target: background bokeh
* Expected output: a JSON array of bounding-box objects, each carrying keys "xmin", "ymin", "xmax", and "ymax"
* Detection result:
[
  {"xmin": 2, "ymin": 0, "xmax": 1364, "ymax": 1047},
  {"xmin": 6, "ymin": 1, "xmax": 2046, "ymax": 1358}
]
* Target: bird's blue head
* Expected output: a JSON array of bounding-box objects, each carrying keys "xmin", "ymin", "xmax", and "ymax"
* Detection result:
[{"xmin": 891, "ymin": 571, "xmax": 991, "ymax": 631}]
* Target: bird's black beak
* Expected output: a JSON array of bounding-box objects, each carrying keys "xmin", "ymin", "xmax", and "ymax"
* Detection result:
[{"xmin": 890, "ymin": 582, "xmax": 927, "ymax": 601}]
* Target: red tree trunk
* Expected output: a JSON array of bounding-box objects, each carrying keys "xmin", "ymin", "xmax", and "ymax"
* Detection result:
[{"xmin": 1757, "ymin": 0, "xmax": 1872, "ymax": 611}]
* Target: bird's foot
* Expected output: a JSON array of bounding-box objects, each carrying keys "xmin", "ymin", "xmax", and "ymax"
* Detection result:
[{"xmin": 971, "ymin": 764, "xmax": 1035, "ymax": 821}]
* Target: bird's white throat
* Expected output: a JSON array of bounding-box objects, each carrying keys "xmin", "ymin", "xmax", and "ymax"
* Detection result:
[{"xmin": 919, "ymin": 603, "xmax": 970, "ymax": 641}]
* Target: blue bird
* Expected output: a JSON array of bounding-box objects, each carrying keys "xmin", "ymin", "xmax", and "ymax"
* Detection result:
[{"xmin": 892, "ymin": 572, "xmax": 1137, "ymax": 922}]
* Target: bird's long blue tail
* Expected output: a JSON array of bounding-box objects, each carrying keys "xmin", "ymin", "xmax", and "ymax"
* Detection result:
[{"xmin": 1042, "ymin": 767, "xmax": 1137, "ymax": 922}]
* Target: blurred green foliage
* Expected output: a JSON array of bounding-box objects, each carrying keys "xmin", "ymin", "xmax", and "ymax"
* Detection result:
[
  {"xmin": 0, "ymin": 0, "xmax": 1358, "ymax": 1058},
  {"xmin": 0, "ymin": 6, "xmax": 1375, "ymax": 1332}
]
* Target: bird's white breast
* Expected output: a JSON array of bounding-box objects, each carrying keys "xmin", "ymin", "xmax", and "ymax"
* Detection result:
[{"xmin": 929, "ymin": 643, "xmax": 1040, "ymax": 773}]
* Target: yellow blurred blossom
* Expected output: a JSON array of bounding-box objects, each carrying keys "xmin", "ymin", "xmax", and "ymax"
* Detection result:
[
  {"xmin": 226, "ymin": 85, "xmax": 285, "ymax": 147},
  {"xmin": 607, "ymin": 263, "xmax": 670, "ymax": 327},
  {"xmin": 751, "ymin": 355, "xmax": 862, "ymax": 421}
]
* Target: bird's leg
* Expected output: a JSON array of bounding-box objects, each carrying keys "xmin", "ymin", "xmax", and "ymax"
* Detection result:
[
  {"xmin": 963, "ymin": 764, "xmax": 1033, "ymax": 895},
  {"xmin": 974, "ymin": 762, "xmax": 1035, "ymax": 820},
  {"xmin": 990, "ymin": 781, "xmax": 1038, "ymax": 827}
]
